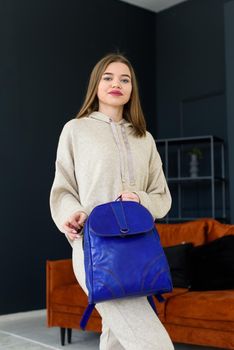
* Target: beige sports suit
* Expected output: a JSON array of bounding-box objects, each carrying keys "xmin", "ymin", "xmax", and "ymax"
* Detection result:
[{"xmin": 50, "ymin": 112, "xmax": 174, "ymax": 350}]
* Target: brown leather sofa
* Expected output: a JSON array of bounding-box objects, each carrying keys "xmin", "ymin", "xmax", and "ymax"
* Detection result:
[{"xmin": 46, "ymin": 219, "xmax": 234, "ymax": 349}]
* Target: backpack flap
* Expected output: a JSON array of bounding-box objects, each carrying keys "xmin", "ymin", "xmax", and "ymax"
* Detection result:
[{"xmin": 89, "ymin": 201, "xmax": 154, "ymax": 237}]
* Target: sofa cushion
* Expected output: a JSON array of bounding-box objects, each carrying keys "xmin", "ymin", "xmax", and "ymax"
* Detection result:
[
  {"xmin": 166, "ymin": 315, "xmax": 234, "ymax": 332},
  {"xmin": 50, "ymin": 309, "xmax": 102, "ymax": 331},
  {"xmin": 166, "ymin": 290, "xmax": 234, "ymax": 322},
  {"xmin": 52, "ymin": 283, "xmax": 88, "ymax": 306},
  {"xmin": 154, "ymin": 288, "xmax": 188, "ymax": 321},
  {"xmin": 163, "ymin": 243, "xmax": 193, "ymax": 288},
  {"xmin": 51, "ymin": 283, "xmax": 100, "ymax": 317},
  {"xmin": 165, "ymin": 321, "xmax": 234, "ymax": 350},
  {"xmin": 206, "ymin": 219, "xmax": 234, "ymax": 242},
  {"xmin": 190, "ymin": 235, "xmax": 234, "ymax": 291},
  {"xmin": 156, "ymin": 220, "xmax": 206, "ymax": 247}
]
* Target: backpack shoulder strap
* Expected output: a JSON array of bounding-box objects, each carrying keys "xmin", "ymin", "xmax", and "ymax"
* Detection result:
[
  {"xmin": 80, "ymin": 304, "xmax": 96, "ymax": 330},
  {"xmin": 147, "ymin": 294, "xmax": 166, "ymax": 315},
  {"xmin": 155, "ymin": 294, "xmax": 165, "ymax": 303}
]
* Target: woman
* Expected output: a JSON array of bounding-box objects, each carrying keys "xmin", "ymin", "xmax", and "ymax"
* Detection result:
[{"xmin": 50, "ymin": 53, "xmax": 174, "ymax": 350}]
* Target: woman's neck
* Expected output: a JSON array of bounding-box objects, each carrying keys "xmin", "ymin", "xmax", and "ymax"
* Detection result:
[{"xmin": 98, "ymin": 105, "xmax": 123, "ymax": 122}]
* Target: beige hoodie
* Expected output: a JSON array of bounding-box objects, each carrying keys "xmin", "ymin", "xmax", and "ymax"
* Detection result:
[{"xmin": 49, "ymin": 112, "xmax": 171, "ymax": 234}]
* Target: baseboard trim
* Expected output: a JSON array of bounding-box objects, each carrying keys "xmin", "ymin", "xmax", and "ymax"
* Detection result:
[{"xmin": 0, "ymin": 309, "xmax": 46, "ymax": 321}]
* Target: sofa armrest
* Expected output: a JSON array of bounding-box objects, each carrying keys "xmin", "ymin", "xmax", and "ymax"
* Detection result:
[
  {"xmin": 46, "ymin": 259, "xmax": 77, "ymax": 327},
  {"xmin": 46, "ymin": 259, "xmax": 77, "ymax": 291}
]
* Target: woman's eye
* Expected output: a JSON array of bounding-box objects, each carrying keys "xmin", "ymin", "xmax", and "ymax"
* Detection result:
[
  {"xmin": 103, "ymin": 76, "xmax": 112, "ymax": 81},
  {"xmin": 121, "ymin": 79, "xmax": 130, "ymax": 84}
]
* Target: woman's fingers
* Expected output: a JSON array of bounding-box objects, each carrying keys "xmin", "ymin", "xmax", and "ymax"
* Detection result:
[
  {"xmin": 78, "ymin": 212, "xmax": 87, "ymax": 227},
  {"xmin": 62, "ymin": 221, "xmax": 78, "ymax": 234},
  {"xmin": 72, "ymin": 212, "xmax": 87, "ymax": 230},
  {"xmin": 62, "ymin": 223, "xmax": 79, "ymax": 242},
  {"xmin": 62, "ymin": 211, "xmax": 88, "ymax": 240},
  {"xmin": 62, "ymin": 222, "xmax": 82, "ymax": 240},
  {"xmin": 68, "ymin": 212, "xmax": 86, "ymax": 230},
  {"xmin": 119, "ymin": 191, "xmax": 140, "ymax": 203},
  {"xmin": 66, "ymin": 232, "xmax": 82, "ymax": 240}
]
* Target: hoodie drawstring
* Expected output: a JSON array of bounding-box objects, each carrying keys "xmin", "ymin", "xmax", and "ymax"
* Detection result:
[
  {"xmin": 110, "ymin": 120, "xmax": 136, "ymax": 186},
  {"xmin": 121, "ymin": 124, "xmax": 135, "ymax": 186},
  {"xmin": 110, "ymin": 121, "xmax": 126, "ymax": 182}
]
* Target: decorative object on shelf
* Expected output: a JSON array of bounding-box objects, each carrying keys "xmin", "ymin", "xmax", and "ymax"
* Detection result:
[
  {"xmin": 156, "ymin": 136, "xmax": 226, "ymax": 222},
  {"xmin": 188, "ymin": 147, "xmax": 202, "ymax": 178}
]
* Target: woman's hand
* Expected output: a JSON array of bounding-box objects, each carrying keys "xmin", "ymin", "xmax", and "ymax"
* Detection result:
[
  {"xmin": 62, "ymin": 211, "xmax": 88, "ymax": 241},
  {"xmin": 118, "ymin": 191, "xmax": 140, "ymax": 203}
]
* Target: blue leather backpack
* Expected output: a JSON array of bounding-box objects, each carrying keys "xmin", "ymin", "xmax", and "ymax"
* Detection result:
[{"xmin": 80, "ymin": 199, "xmax": 173, "ymax": 330}]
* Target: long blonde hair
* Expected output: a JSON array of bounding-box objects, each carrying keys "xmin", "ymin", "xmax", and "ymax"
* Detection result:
[{"xmin": 76, "ymin": 53, "xmax": 146, "ymax": 137}]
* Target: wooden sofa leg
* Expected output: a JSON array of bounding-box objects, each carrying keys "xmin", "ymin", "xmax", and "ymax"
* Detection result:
[
  {"xmin": 67, "ymin": 328, "xmax": 72, "ymax": 343},
  {"xmin": 60, "ymin": 327, "xmax": 66, "ymax": 346}
]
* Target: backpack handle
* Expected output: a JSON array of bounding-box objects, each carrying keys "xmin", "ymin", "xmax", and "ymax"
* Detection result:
[{"xmin": 111, "ymin": 200, "xmax": 129, "ymax": 235}]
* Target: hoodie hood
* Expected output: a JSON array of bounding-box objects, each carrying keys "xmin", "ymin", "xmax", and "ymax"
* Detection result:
[
  {"xmin": 89, "ymin": 111, "xmax": 135, "ymax": 186},
  {"xmin": 89, "ymin": 111, "xmax": 132, "ymax": 126}
]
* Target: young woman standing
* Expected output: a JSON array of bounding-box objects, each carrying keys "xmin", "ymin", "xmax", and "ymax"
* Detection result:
[{"xmin": 50, "ymin": 53, "xmax": 174, "ymax": 350}]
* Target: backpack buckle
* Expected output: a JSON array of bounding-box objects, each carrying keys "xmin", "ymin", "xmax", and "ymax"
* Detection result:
[{"xmin": 120, "ymin": 228, "xmax": 129, "ymax": 237}]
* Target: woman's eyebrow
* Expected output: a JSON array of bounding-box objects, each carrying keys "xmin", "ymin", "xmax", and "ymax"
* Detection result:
[
  {"xmin": 103, "ymin": 72, "xmax": 131, "ymax": 78},
  {"xmin": 121, "ymin": 74, "xmax": 131, "ymax": 78}
]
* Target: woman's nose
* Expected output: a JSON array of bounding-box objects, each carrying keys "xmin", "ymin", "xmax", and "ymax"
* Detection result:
[{"xmin": 112, "ymin": 80, "xmax": 121, "ymax": 88}]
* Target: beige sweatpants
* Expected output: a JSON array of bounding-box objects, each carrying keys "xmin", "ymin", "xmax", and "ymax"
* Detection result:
[{"xmin": 72, "ymin": 238, "xmax": 174, "ymax": 350}]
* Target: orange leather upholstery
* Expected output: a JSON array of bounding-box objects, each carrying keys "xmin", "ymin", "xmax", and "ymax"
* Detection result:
[
  {"xmin": 47, "ymin": 219, "xmax": 234, "ymax": 349},
  {"xmin": 156, "ymin": 220, "xmax": 207, "ymax": 247},
  {"xmin": 205, "ymin": 218, "xmax": 234, "ymax": 242},
  {"xmin": 46, "ymin": 259, "xmax": 102, "ymax": 332}
]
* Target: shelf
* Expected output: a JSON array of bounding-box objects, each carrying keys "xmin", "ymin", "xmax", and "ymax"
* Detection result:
[
  {"xmin": 157, "ymin": 135, "xmax": 224, "ymax": 145},
  {"xmin": 158, "ymin": 217, "xmax": 204, "ymax": 222},
  {"xmin": 168, "ymin": 176, "xmax": 225, "ymax": 182},
  {"xmin": 157, "ymin": 217, "xmax": 227, "ymax": 223},
  {"xmin": 156, "ymin": 135, "xmax": 226, "ymax": 222}
]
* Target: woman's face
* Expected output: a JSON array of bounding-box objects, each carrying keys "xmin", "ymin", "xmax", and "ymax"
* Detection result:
[{"xmin": 97, "ymin": 62, "xmax": 132, "ymax": 109}]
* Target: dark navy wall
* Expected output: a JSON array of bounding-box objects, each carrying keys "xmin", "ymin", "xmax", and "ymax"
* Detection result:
[
  {"xmin": 155, "ymin": 0, "xmax": 231, "ymax": 221},
  {"xmin": 156, "ymin": 0, "xmax": 226, "ymax": 140},
  {"xmin": 0, "ymin": 0, "xmax": 156, "ymax": 314},
  {"xmin": 224, "ymin": 0, "xmax": 234, "ymax": 223}
]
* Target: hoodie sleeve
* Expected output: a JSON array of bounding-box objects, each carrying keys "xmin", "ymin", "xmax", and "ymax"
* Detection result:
[
  {"xmin": 133, "ymin": 134, "xmax": 172, "ymax": 220},
  {"xmin": 49, "ymin": 121, "xmax": 88, "ymax": 234}
]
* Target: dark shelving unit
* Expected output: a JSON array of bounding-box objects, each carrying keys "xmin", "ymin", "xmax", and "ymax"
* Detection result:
[{"xmin": 156, "ymin": 135, "xmax": 226, "ymax": 223}]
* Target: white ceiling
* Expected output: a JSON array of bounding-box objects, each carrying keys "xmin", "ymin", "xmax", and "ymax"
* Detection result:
[{"xmin": 120, "ymin": 0, "xmax": 188, "ymax": 13}]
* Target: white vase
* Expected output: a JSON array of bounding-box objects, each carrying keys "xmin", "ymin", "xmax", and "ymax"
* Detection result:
[{"xmin": 190, "ymin": 154, "xmax": 199, "ymax": 177}]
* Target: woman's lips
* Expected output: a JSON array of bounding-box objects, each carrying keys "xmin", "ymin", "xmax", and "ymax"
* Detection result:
[{"xmin": 108, "ymin": 90, "xmax": 123, "ymax": 96}]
